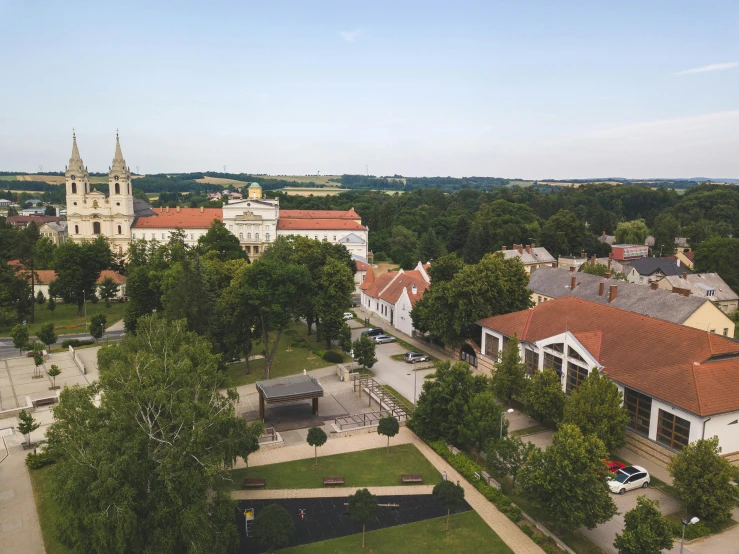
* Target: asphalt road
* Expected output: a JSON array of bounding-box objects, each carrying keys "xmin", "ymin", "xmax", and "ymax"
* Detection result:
[{"xmin": 0, "ymin": 329, "xmax": 126, "ymax": 359}]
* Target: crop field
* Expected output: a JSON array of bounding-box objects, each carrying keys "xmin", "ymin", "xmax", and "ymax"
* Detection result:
[
  {"xmin": 196, "ymin": 177, "xmax": 251, "ymax": 186},
  {"xmin": 278, "ymin": 187, "xmax": 350, "ymax": 196}
]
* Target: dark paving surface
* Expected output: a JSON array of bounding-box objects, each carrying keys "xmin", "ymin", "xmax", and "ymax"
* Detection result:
[{"xmin": 234, "ymin": 494, "xmax": 472, "ymax": 553}]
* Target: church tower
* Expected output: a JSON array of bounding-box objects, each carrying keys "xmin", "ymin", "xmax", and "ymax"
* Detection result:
[
  {"xmin": 107, "ymin": 132, "xmax": 135, "ymax": 253},
  {"xmin": 65, "ymin": 131, "xmax": 90, "ymax": 239}
]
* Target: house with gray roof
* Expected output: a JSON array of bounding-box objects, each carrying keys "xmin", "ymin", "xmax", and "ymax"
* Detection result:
[
  {"xmin": 497, "ymin": 244, "xmax": 556, "ymax": 274},
  {"xmin": 528, "ymin": 266, "xmax": 735, "ymax": 337},
  {"xmin": 624, "ymin": 257, "xmax": 688, "ymax": 285},
  {"xmin": 658, "ymin": 273, "xmax": 738, "ymax": 315}
]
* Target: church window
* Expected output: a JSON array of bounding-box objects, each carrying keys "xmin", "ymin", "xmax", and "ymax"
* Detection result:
[
  {"xmin": 314, "ymin": 235, "xmax": 318, "ymax": 240},
  {"xmin": 115, "ymin": 183, "xmax": 120, "ymax": 194},
  {"xmin": 255, "ymin": 233, "xmax": 259, "ymax": 240},
  {"xmin": 117, "ymin": 225, "xmax": 122, "ymax": 234},
  {"xmin": 71, "ymin": 183, "xmax": 77, "ymax": 194},
  {"xmin": 239, "ymin": 233, "xmax": 243, "ymax": 240},
  {"xmin": 93, "ymin": 222, "xmax": 101, "ymax": 235},
  {"xmin": 74, "ymin": 225, "xmax": 79, "ymax": 234},
  {"xmin": 190, "ymin": 234, "xmax": 194, "ymax": 240},
  {"xmin": 247, "ymin": 232, "xmax": 251, "ymax": 240}
]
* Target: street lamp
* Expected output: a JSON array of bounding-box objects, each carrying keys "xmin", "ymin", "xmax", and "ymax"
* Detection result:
[
  {"xmin": 680, "ymin": 516, "xmax": 699, "ymax": 553},
  {"xmin": 500, "ymin": 408, "xmax": 514, "ymax": 439}
]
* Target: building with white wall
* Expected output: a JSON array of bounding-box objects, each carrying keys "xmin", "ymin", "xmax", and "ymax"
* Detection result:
[{"xmin": 476, "ymin": 296, "xmax": 739, "ymax": 467}]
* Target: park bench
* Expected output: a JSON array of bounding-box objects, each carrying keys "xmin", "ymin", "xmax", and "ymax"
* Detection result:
[
  {"xmin": 242, "ymin": 478, "xmax": 266, "ymax": 489},
  {"xmin": 33, "ymin": 397, "xmax": 57, "ymax": 407},
  {"xmin": 323, "ymin": 476, "xmax": 345, "ymax": 486},
  {"xmin": 401, "ymin": 474, "xmax": 423, "ymax": 484}
]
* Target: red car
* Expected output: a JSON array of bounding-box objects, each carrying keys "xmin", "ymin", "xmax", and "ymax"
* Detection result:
[{"xmin": 604, "ymin": 460, "xmax": 626, "ymax": 473}]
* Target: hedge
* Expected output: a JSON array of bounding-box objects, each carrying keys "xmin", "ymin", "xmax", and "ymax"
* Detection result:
[
  {"xmin": 26, "ymin": 451, "xmax": 55, "ymax": 470},
  {"xmin": 61, "ymin": 338, "xmax": 94, "ymax": 348},
  {"xmin": 322, "ymin": 351, "xmax": 343, "ymax": 363}
]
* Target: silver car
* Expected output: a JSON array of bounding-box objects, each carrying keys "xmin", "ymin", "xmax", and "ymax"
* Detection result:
[{"xmin": 373, "ymin": 334, "xmax": 396, "ymax": 344}]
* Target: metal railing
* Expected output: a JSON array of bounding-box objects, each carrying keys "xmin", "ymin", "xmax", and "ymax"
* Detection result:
[{"xmin": 351, "ymin": 374, "xmax": 411, "ymax": 422}]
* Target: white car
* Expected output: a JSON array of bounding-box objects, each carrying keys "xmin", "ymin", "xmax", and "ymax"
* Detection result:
[
  {"xmin": 343, "ymin": 312, "xmax": 354, "ymax": 320},
  {"xmin": 608, "ymin": 465, "xmax": 650, "ymax": 495}
]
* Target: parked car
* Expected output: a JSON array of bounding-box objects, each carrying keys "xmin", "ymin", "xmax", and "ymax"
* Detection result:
[
  {"xmin": 373, "ymin": 334, "xmax": 396, "ymax": 344},
  {"xmin": 603, "ymin": 460, "xmax": 626, "ymax": 473},
  {"xmin": 608, "ymin": 465, "xmax": 650, "ymax": 495},
  {"xmin": 343, "ymin": 312, "xmax": 354, "ymax": 320},
  {"xmin": 404, "ymin": 352, "xmax": 430, "ymax": 364},
  {"xmin": 361, "ymin": 327, "xmax": 385, "ymax": 337}
]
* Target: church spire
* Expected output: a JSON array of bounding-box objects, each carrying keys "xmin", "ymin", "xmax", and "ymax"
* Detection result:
[
  {"xmin": 111, "ymin": 129, "xmax": 126, "ymax": 171},
  {"xmin": 68, "ymin": 129, "xmax": 85, "ymax": 173}
]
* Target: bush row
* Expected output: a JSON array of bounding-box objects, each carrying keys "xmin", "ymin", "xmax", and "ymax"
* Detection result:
[
  {"xmin": 26, "ymin": 451, "xmax": 55, "ymax": 470},
  {"xmin": 666, "ymin": 518, "xmax": 720, "ymax": 541},
  {"xmin": 322, "ymin": 351, "xmax": 343, "ymax": 363},
  {"xmin": 61, "ymin": 338, "xmax": 94, "ymax": 349}
]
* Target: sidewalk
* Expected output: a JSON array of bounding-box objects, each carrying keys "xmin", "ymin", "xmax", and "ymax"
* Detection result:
[{"xmin": 235, "ymin": 426, "xmax": 544, "ymax": 554}]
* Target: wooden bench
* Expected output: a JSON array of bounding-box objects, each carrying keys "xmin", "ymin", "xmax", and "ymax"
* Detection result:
[
  {"xmin": 323, "ymin": 476, "xmax": 345, "ymax": 486},
  {"xmin": 401, "ymin": 474, "xmax": 423, "ymax": 484},
  {"xmin": 242, "ymin": 478, "xmax": 266, "ymax": 489}
]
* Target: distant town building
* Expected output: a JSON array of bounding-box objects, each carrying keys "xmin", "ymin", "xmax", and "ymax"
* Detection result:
[
  {"xmin": 624, "ymin": 257, "xmax": 687, "ymax": 285},
  {"xmin": 657, "ymin": 273, "xmax": 738, "ymax": 315},
  {"xmin": 610, "ymin": 244, "xmax": 649, "ymax": 261},
  {"xmin": 496, "ymin": 244, "xmax": 556, "ymax": 274},
  {"xmin": 38, "ymin": 221, "xmax": 68, "ymax": 246}
]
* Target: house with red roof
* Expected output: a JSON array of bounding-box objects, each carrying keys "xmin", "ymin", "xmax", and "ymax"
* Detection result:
[
  {"xmin": 475, "ymin": 296, "xmax": 739, "ymax": 467},
  {"xmin": 360, "ymin": 262, "xmax": 430, "ymax": 336}
]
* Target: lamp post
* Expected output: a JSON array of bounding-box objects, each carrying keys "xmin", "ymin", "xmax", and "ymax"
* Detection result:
[
  {"xmin": 500, "ymin": 408, "xmax": 514, "ymax": 439},
  {"xmin": 413, "ymin": 364, "xmax": 418, "ymax": 406},
  {"xmin": 82, "ymin": 290, "xmax": 88, "ymax": 331},
  {"xmin": 681, "ymin": 516, "xmax": 699, "ymax": 553}
]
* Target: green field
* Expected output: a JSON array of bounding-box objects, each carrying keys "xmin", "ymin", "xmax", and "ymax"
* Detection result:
[
  {"xmin": 0, "ymin": 301, "xmax": 126, "ymax": 337},
  {"xmin": 226, "ymin": 444, "xmax": 440, "ymax": 490},
  {"xmin": 29, "ymin": 466, "xmax": 69, "ymax": 554},
  {"xmin": 281, "ymin": 511, "xmax": 514, "ymax": 553},
  {"xmin": 226, "ymin": 322, "xmax": 349, "ymax": 386}
]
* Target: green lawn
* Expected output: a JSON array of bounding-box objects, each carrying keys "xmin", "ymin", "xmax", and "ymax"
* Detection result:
[
  {"xmin": 280, "ymin": 511, "xmax": 514, "ymax": 553},
  {"xmin": 0, "ymin": 301, "xmax": 127, "ymax": 337},
  {"xmin": 226, "ymin": 444, "xmax": 440, "ymax": 490},
  {"xmin": 29, "ymin": 466, "xmax": 70, "ymax": 554},
  {"xmin": 226, "ymin": 322, "xmax": 349, "ymax": 387}
]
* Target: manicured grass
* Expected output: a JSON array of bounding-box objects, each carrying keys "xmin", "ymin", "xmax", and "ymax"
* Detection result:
[
  {"xmin": 226, "ymin": 444, "xmax": 440, "ymax": 490},
  {"xmin": 226, "ymin": 322, "xmax": 349, "ymax": 386},
  {"xmin": 381, "ymin": 385, "xmax": 414, "ymax": 411},
  {"xmin": 29, "ymin": 465, "xmax": 70, "ymax": 554},
  {"xmin": 0, "ymin": 301, "xmax": 127, "ymax": 337},
  {"xmin": 280, "ymin": 511, "xmax": 514, "ymax": 553}
]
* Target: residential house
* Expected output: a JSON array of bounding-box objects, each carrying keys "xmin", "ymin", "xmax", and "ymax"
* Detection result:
[
  {"xmin": 6, "ymin": 215, "xmax": 64, "ymax": 228},
  {"xmin": 528, "ymin": 266, "xmax": 735, "ymax": 336},
  {"xmin": 675, "ymin": 237, "xmax": 691, "ymax": 252},
  {"xmin": 352, "ymin": 257, "xmax": 371, "ymax": 294},
  {"xmin": 611, "ymin": 244, "xmax": 649, "ymax": 261},
  {"xmin": 0, "ymin": 199, "xmax": 12, "ymax": 208},
  {"xmin": 624, "ymin": 257, "xmax": 687, "ymax": 285},
  {"xmin": 38, "ymin": 221, "xmax": 68, "ymax": 246},
  {"xmin": 29, "ymin": 269, "xmax": 127, "ymax": 300},
  {"xmin": 476, "ymin": 297, "xmax": 739, "ymax": 467},
  {"xmin": 657, "ymin": 273, "xmax": 738, "ymax": 315},
  {"xmin": 664, "ymin": 250, "xmax": 694, "ymax": 270},
  {"xmin": 360, "ymin": 262, "xmax": 431, "ymax": 337},
  {"xmin": 496, "ymin": 244, "xmax": 556, "ymax": 274},
  {"xmin": 557, "ymin": 255, "xmax": 587, "ymax": 271}
]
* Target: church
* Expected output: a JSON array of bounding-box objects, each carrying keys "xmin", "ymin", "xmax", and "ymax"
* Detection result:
[{"xmin": 65, "ymin": 134, "xmax": 369, "ymax": 261}]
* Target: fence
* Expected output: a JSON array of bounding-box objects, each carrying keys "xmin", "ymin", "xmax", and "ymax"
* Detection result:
[
  {"xmin": 352, "ymin": 374, "xmax": 411, "ymax": 421},
  {"xmin": 69, "ymin": 345, "xmax": 86, "ymax": 375}
]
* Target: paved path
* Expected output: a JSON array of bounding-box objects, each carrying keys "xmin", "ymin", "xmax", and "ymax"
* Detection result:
[
  {"xmin": 233, "ymin": 485, "xmax": 435, "ymax": 500},
  {"xmin": 235, "ymin": 427, "xmax": 544, "ymax": 554}
]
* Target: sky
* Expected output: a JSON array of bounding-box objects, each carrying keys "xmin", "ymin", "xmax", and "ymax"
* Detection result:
[{"xmin": 1, "ymin": 0, "xmax": 739, "ymax": 179}]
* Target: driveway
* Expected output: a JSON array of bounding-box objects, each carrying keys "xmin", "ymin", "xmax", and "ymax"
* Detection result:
[
  {"xmin": 350, "ymin": 327, "xmax": 434, "ymax": 405},
  {"xmin": 580, "ymin": 487, "xmax": 680, "ymax": 554}
]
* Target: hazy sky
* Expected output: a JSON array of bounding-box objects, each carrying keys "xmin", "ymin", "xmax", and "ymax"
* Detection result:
[{"xmin": 1, "ymin": 1, "xmax": 739, "ymax": 178}]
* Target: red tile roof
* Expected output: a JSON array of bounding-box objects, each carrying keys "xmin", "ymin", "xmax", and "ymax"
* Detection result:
[
  {"xmin": 276, "ymin": 219, "xmax": 367, "ymax": 231},
  {"xmin": 7, "ymin": 215, "xmax": 64, "ymax": 226},
  {"xmin": 355, "ymin": 260, "xmax": 371, "ymax": 272},
  {"xmin": 478, "ymin": 297, "xmax": 739, "ymax": 416},
  {"xmin": 360, "ymin": 267, "xmax": 376, "ymax": 290},
  {"xmin": 363, "ymin": 272, "xmax": 396, "ymax": 298},
  {"xmin": 379, "ymin": 273, "xmax": 429, "ymax": 305},
  {"xmin": 279, "ymin": 208, "xmax": 360, "ymax": 220},
  {"xmin": 23, "ymin": 269, "xmax": 126, "ymax": 286},
  {"xmin": 132, "ymin": 208, "xmax": 222, "ymax": 229}
]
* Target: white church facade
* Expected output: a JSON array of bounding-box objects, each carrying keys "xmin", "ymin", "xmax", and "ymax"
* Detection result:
[{"xmin": 65, "ymin": 135, "xmax": 369, "ymax": 260}]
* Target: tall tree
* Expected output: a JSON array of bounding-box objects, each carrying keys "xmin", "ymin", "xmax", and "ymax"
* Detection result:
[
  {"xmin": 98, "ymin": 276, "xmax": 120, "ymax": 307},
  {"xmin": 668, "ymin": 437, "xmax": 736, "ymax": 522},
  {"xmin": 524, "ymin": 368, "xmax": 566, "ymax": 424},
  {"xmin": 15, "ymin": 222, "xmax": 40, "ymax": 322},
  {"xmin": 348, "ymin": 488, "xmax": 378, "ymax": 549},
  {"xmin": 426, "ymin": 253, "xmax": 464, "ymax": 283},
  {"xmin": 390, "ymin": 225, "xmax": 419, "ymax": 269},
  {"xmin": 459, "ymin": 391, "xmax": 507, "ymax": 456},
  {"xmin": 253, "ymin": 504, "xmax": 295, "ymax": 552},
  {"xmin": 694, "ymin": 236, "xmax": 739, "ymax": 291},
  {"xmin": 315, "ymin": 258, "xmax": 354, "ymax": 348},
  {"xmin": 651, "ymin": 213, "xmax": 680, "ymax": 257},
  {"xmin": 485, "ymin": 435, "xmax": 539, "ymax": 489},
  {"xmin": 37, "ymin": 322, "xmax": 57, "ymax": 349},
  {"xmin": 89, "ymin": 312, "xmax": 107, "ymax": 341},
  {"xmin": 562, "ymin": 368, "xmax": 630, "ymax": 453},
  {"xmin": 613, "ymin": 496, "xmax": 674, "ymax": 554},
  {"xmin": 411, "ymin": 253, "xmax": 531, "ymax": 348},
  {"xmin": 11, "ymin": 324, "xmax": 28, "ymax": 355},
  {"xmin": 0, "ymin": 262, "xmax": 31, "ymax": 326},
  {"xmin": 518, "ymin": 424, "xmax": 617, "ymax": 531},
  {"xmin": 197, "ymin": 219, "xmax": 248, "ymax": 261},
  {"xmin": 17, "ymin": 409, "xmax": 39, "ymax": 446},
  {"xmin": 45, "ymin": 315, "xmax": 263, "ymax": 554},
  {"xmin": 432, "ymin": 480, "xmax": 465, "ymax": 531},
  {"xmin": 50, "ymin": 236, "xmax": 112, "ymax": 315},
  {"xmin": 614, "ymin": 219, "xmax": 649, "ymax": 246},
  {"xmin": 540, "ymin": 209, "xmax": 594, "ymax": 258},
  {"xmin": 491, "ymin": 335, "xmax": 527, "ymax": 405},
  {"xmin": 419, "ymin": 228, "xmax": 443, "ymax": 262},
  {"xmin": 352, "ymin": 335, "xmax": 377, "ymax": 370},
  {"xmin": 161, "ymin": 255, "xmax": 215, "ymax": 337}
]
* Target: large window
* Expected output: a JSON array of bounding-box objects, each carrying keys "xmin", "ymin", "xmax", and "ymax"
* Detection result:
[
  {"xmin": 92, "ymin": 221, "xmax": 101, "ymax": 235},
  {"xmin": 568, "ymin": 346, "xmax": 586, "ymax": 363},
  {"xmin": 543, "ymin": 352, "xmax": 563, "ymax": 376},
  {"xmin": 657, "ymin": 410, "xmax": 690, "ymax": 450},
  {"xmin": 566, "ymin": 363, "xmax": 588, "ymax": 394},
  {"xmin": 524, "ymin": 349, "xmax": 539, "ymax": 375},
  {"xmin": 624, "ymin": 388, "xmax": 652, "ymax": 435},
  {"xmin": 484, "ymin": 333, "xmax": 499, "ymax": 358}
]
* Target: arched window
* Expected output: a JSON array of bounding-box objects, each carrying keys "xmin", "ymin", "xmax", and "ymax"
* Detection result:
[
  {"xmin": 239, "ymin": 232, "xmax": 244, "ymax": 240},
  {"xmin": 115, "ymin": 183, "xmax": 120, "ymax": 194},
  {"xmin": 74, "ymin": 224, "xmax": 79, "ymax": 234},
  {"xmin": 117, "ymin": 225, "xmax": 122, "ymax": 234},
  {"xmin": 71, "ymin": 183, "xmax": 77, "ymax": 194},
  {"xmin": 93, "ymin": 222, "xmax": 101, "ymax": 235}
]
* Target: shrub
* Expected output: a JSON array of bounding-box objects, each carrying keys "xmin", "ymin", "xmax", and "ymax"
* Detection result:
[
  {"xmin": 61, "ymin": 338, "xmax": 95, "ymax": 349},
  {"xmin": 322, "ymin": 350, "xmax": 343, "ymax": 363},
  {"xmin": 519, "ymin": 524, "xmax": 534, "ymax": 537},
  {"xmin": 373, "ymin": 251, "xmax": 388, "ymax": 262},
  {"xmin": 26, "ymin": 451, "xmax": 55, "ymax": 470},
  {"xmin": 666, "ymin": 518, "xmax": 712, "ymax": 540}
]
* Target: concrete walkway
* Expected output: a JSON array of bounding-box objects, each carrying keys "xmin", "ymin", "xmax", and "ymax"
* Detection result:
[{"xmin": 235, "ymin": 427, "xmax": 544, "ymax": 554}]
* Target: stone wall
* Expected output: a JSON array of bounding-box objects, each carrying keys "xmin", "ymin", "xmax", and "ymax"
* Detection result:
[{"xmin": 624, "ymin": 430, "xmax": 674, "ymax": 467}]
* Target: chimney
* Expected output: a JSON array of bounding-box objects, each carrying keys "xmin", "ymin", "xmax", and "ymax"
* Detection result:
[
  {"xmin": 602, "ymin": 231, "xmax": 606, "ymax": 236},
  {"xmin": 608, "ymin": 285, "xmax": 618, "ymax": 303},
  {"xmin": 571, "ymin": 275, "xmax": 577, "ymax": 290},
  {"xmin": 580, "ymin": 251, "xmax": 586, "ymax": 259},
  {"xmin": 176, "ymin": 206, "xmax": 181, "ymax": 213},
  {"xmin": 650, "ymin": 282, "xmax": 659, "ymax": 290},
  {"xmin": 552, "ymin": 262, "xmax": 558, "ymax": 268},
  {"xmin": 531, "ymin": 242, "xmax": 536, "ymax": 248},
  {"xmin": 166, "ymin": 206, "xmax": 169, "ymax": 213},
  {"xmin": 604, "ymin": 272, "xmax": 612, "ymax": 279},
  {"xmin": 608, "ymin": 258, "xmax": 612, "ymax": 269},
  {"xmin": 200, "ymin": 206, "xmax": 204, "ymax": 213},
  {"xmin": 598, "ymin": 281, "xmax": 605, "ymax": 296},
  {"xmin": 525, "ymin": 245, "xmax": 531, "ymax": 254},
  {"xmin": 514, "ymin": 244, "xmax": 523, "ymax": 254},
  {"xmin": 502, "ymin": 246, "xmax": 506, "ymax": 251},
  {"xmin": 411, "ymin": 284, "xmax": 417, "ymax": 295},
  {"xmin": 570, "ymin": 265, "xmax": 577, "ymax": 273},
  {"xmin": 682, "ymin": 272, "xmax": 688, "ymax": 280}
]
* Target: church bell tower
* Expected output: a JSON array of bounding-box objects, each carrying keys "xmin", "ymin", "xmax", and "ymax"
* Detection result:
[
  {"xmin": 108, "ymin": 132, "xmax": 135, "ymax": 250},
  {"xmin": 65, "ymin": 131, "xmax": 90, "ymax": 239}
]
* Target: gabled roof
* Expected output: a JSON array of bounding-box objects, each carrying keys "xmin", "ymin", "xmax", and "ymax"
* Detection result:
[
  {"xmin": 363, "ymin": 271, "xmax": 396, "ymax": 298},
  {"xmin": 337, "ymin": 233, "xmax": 366, "ymax": 244},
  {"xmin": 528, "ymin": 266, "xmax": 711, "ymax": 324},
  {"xmin": 354, "ymin": 260, "xmax": 371, "ymax": 272},
  {"xmin": 625, "ymin": 257, "xmax": 687, "ymax": 277},
  {"xmin": 24, "ymin": 269, "xmax": 126, "ymax": 286},
  {"xmin": 498, "ymin": 247, "xmax": 555, "ymax": 265},
  {"xmin": 277, "ymin": 219, "xmax": 367, "ymax": 231},
  {"xmin": 279, "ymin": 208, "xmax": 360, "ymax": 220},
  {"xmin": 477, "ymin": 297, "xmax": 739, "ymax": 416},
  {"xmin": 131, "ymin": 207, "xmax": 222, "ymax": 229},
  {"xmin": 7, "ymin": 215, "xmax": 64, "ymax": 226},
  {"xmin": 661, "ymin": 273, "xmax": 738, "ymax": 303},
  {"xmin": 360, "ymin": 266, "xmax": 376, "ymax": 290},
  {"xmin": 379, "ymin": 272, "xmax": 429, "ymax": 305}
]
